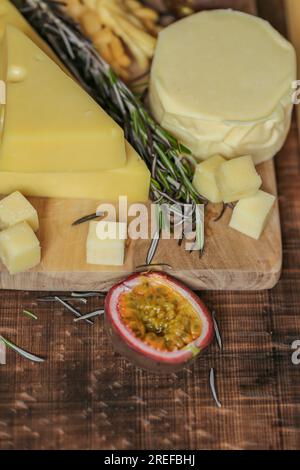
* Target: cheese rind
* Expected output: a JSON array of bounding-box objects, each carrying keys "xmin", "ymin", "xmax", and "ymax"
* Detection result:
[
  {"xmin": 149, "ymin": 10, "xmax": 296, "ymax": 164},
  {"xmin": 0, "ymin": 191, "xmax": 39, "ymax": 231},
  {"xmin": 0, "ymin": 143, "xmax": 150, "ymax": 202},
  {"xmin": 0, "ymin": 26, "xmax": 126, "ymax": 172},
  {"xmin": 229, "ymin": 190, "xmax": 276, "ymax": 240},
  {"xmin": 193, "ymin": 155, "xmax": 225, "ymax": 203},
  {"xmin": 86, "ymin": 221, "xmax": 126, "ymax": 266},
  {"xmin": 0, "ymin": 221, "xmax": 41, "ymax": 274},
  {"xmin": 216, "ymin": 156, "xmax": 262, "ymax": 203}
]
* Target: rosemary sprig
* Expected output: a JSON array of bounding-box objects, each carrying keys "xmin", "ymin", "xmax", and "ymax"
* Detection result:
[
  {"xmin": 14, "ymin": 0, "xmax": 205, "ymax": 254},
  {"xmin": 0, "ymin": 335, "xmax": 45, "ymax": 363}
]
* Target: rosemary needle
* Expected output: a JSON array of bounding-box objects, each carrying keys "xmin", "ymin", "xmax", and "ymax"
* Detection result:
[
  {"xmin": 146, "ymin": 236, "xmax": 160, "ymax": 266},
  {"xmin": 54, "ymin": 296, "xmax": 94, "ymax": 325},
  {"xmin": 214, "ymin": 203, "xmax": 226, "ymax": 222},
  {"xmin": 212, "ymin": 311, "xmax": 223, "ymax": 351},
  {"xmin": 73, "ymin": 310, "xmax": 104, "ymax": 322},
  {"xmin": 72, "ymin": 211, "xmax": 104, "ymax": 226},
  {"xmin": 38, "ymin": 296, "xmax": 88, "ymax": 304},
  {"xmin": 23, "ymin": 309, "xmax": 38, "ymax": 320},
  {"xmin": 209, "ymin": 368, "xmax": 222, "ymax": 409},
  {"xmin": 0, "ymin": 335, "xmax": 45, "ymax": 363},
  {"xmin": 71, "ymin": 292, "xmax": 105, "ymax": 298}
]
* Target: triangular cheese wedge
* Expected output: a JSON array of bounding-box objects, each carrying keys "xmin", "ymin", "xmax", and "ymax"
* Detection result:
[
  {"xmin": 0, "ymin": 26, "xmax": 126, "ymax": 172},
  {"xmin": 0, "ymin": 0, "xmax": 60, "ymax": 65}
]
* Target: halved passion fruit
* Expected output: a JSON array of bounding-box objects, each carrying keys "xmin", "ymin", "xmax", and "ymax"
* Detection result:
[{"xmin": 105, "ymin": 272, "xmax": 214, "ymax": 372}]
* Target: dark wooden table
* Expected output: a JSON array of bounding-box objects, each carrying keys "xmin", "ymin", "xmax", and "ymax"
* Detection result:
[{"xmin": 0, "ymin": 0, "xmax": 300, "ymax": 450}]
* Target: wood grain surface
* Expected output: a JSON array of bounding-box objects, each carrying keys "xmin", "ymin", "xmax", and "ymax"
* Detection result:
[{"xmin": 0, "ymin": 0, "xmax": 299, "ymax": 451}]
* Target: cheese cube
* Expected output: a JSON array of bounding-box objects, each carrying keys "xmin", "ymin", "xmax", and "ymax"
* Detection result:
[
  {"xmin": 0, "ymin": 221, "xmax": 41, "ymax": 274},
  {"xmin": 193, "ymin": 155, "xmax": 225, "ymax": 203},
  {"xmin": 0, "ymin": 191, "xmax": 39, "ymax": 231},
  {"xmin": 216, "ymin": 155, "xmax": 262, "ymax": 203},
  {"xmin": 86, "ymin": 221, "xmax": 126, "ymax": 266},
  {"xmin": 229, "ymin": 190, "xmax": 276, "ymax": 239}
]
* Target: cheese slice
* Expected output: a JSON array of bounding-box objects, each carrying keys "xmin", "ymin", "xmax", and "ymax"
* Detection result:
[
  {"xmin": 0, "ymin": 26, "xmax": 126, "ymax": 172},
  {"xmin": 149, "ymin": 10, "xmax": 296, "ymax": 164},
  {"xmin": 0, "ymin": 0, "xmax": 60, "ymax": 65},
  {"xmin": 0, "ymin": 142, "xmax": 150, "ymax": 202}
]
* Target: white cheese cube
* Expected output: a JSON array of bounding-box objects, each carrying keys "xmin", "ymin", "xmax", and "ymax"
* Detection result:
[
  {"xmin": 216, "ymin": 155, "xmax": 262, "ymax": 203},
  {"xmin": 0, "ymin": 221, "xmax": 41, "ymax": 274},
  {"xmin": 0, "ymin": 191, "xmax": 39, "ymax": 231},
  {"xmin": 192, "ymin": 155, "xmax": 225, "ymax": 203},
  {"xmin": 86, "ymin": 221, "xmax": 126, "ymax": 266},
  {"xmin": 229, "ymin": 190, "xmax": 276, "ymax": 240}
]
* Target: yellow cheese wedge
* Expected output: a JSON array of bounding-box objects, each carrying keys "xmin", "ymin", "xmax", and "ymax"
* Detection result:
[
  {"xmin": 150, "ymin": 10, "xmax": 296, "ymax": 164},
  {"xmin": 0, "ymin": 26, "xmax": 126, "ymax": 172},
  {"xmin": 0, "ymin": 142, "xmax": 150, "ymax": 202},
  {"xmin": 0, "ymin": 0, "xmax": 60, "ymax": 65}
]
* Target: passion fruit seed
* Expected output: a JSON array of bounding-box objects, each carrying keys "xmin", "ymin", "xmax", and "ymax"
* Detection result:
[{"xmin": 119, "ymin": 280, "xmax": 202, "ymax": 352}]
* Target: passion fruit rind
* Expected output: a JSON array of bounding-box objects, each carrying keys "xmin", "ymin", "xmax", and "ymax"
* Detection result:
[{"xmin": 105, "ymin": 272, "xmax": 214, "ymax": 368}]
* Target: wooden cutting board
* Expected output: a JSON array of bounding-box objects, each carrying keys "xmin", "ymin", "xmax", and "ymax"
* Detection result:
[
  {"xmin": 0, "ymin": 159, "xmax": 282, "ymax": 291},
  {"xmin": 0, "ymin": 0, "xmax": 282, "ymax": 292}
]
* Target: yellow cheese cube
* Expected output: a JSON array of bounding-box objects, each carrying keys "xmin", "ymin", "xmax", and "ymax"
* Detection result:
[
  {"xmin": 0, "ymin": 221, "xmax": 41, "ymax": 274},
  {"xmin": 0, "ymin": 143, "xmax": 150, "ymax": 202},
  {"xmin": 86, "ymin": 221, "xmax": 126, "ymax": 266},
  {"xmin": 229, "ymin": 190, "xmax": 276, "ymax": 240},
  {"xmin": 0, "ymin": 191, "xmax": 39, "ymax": 231},
  {"xmin": 193, "ymin": 155, "xmax": 225, "ymax": 203},
  {"xmin": 0, "ymin": 26, "xmax": 126, "ymax": 173},
  {"xmin": 216, "ymin": 155, "xmax": 262, "ymax": 203}
]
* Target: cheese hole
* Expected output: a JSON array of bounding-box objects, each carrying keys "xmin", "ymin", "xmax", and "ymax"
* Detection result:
[
  {"xmin": 35, "ymin": 53, "xmax": 45, "ymax": 62},
  {"xmin": 7, "ymin": 66, "xmax": 27, "ymax": 83}
]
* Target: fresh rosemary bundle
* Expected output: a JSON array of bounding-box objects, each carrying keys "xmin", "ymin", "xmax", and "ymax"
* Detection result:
[{"xmin": 13, "ymin": 0, "xmax": 205, "ymax": 252}]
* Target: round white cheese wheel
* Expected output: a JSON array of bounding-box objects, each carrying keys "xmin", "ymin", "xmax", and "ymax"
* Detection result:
[{"xmin": 149, "ymin": 10, "xmax": 296, "ymax": 164}]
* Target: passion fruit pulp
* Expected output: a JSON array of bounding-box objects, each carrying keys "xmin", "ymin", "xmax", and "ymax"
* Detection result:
[{"xmin": 105, "ymin": 272, "xmax": 214, "ymax": 373}]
